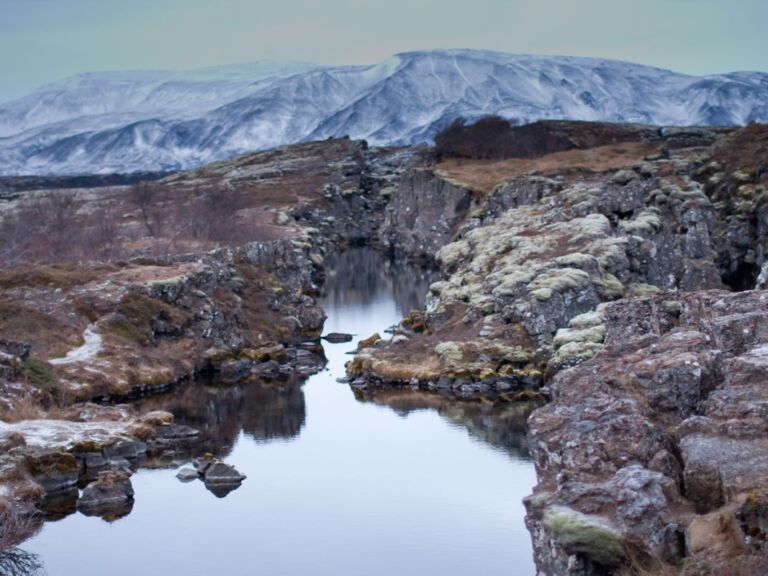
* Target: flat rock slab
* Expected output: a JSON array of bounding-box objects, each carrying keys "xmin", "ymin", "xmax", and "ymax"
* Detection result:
[
  {"xmin": 176, "ymin": 467, "xmax": 199, "ymax": 482},
  {"xmin": 203, "ymin": 461, "xmax": 246, "ymax": 484},
  {"xmin": 0, "ymin": 419, "xmax": 133, "ymax": 451}
]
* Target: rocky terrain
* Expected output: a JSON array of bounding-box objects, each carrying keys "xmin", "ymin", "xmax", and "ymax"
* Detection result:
[
  {"xmin": 1, "ymin": 117, "xmax": 767, "ymax": 574},
  {"xmin": 347, "ymin": 120, "xmax": 768, "ymax": 573},
  {"xmin": 0, "ymin": 136, "xmax": 413, "ymax": 550}
]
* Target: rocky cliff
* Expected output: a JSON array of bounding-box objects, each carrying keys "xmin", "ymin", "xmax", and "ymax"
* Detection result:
[{"xmin": 351, "ymin": 121, "xmax": 768, "ymax": 573}]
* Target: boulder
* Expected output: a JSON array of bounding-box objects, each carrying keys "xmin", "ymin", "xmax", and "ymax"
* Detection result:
[
  {"xmin": 203, "ymin": 461, "xmax": 246, "ymax": 485},
  {"xmin": 77, "ymin": 470, "xmax": 134, "ymax": 519},
  {"xmin": 25, "ymin": 450, "xmax": 79, "ymax": 493},
  {"xmin": 176, "ymin": 467, "xmax": 199, "ymax": 482}
]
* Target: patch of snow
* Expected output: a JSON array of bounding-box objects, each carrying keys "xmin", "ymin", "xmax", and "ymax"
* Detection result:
[
  {"xmin": 49, "ymin": 324, "xmax": 103, "ymax": 366},
  {"xmin": 0, "ymin": 49, "xmax": 766, "ymax": 175},
  {"xmin": 0, "ymin": 419, "xmax": 131, "ymax": 449}
]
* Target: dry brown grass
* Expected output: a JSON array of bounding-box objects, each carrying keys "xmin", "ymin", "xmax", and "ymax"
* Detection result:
[
  {"xmin": 0, "ymin": 300, "xmax": 81, "ymax": 359},
  {"xmin": 0, "ymin": 497, "xmax": 42, "ymax": 551},
  {"xmin": 709, "ymin": 123, "xmax": 768, "ymax": 184},
  {"xmin": 0, "ymin": 264, "xmax": 114, "ymax": 291},
  {"xmin": 436, "ymin": 141, "xmax": 658, "ymax": 193}
]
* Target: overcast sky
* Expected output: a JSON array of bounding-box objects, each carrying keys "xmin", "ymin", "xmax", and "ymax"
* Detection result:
[{"xmin": 1, "ymin": 0, "xmax": 766, "ymax": 102}]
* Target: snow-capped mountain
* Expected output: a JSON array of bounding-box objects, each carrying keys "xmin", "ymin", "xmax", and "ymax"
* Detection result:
[{"xmin": 1, "ymin": 49, "xmax": 767, "ymax": 175}]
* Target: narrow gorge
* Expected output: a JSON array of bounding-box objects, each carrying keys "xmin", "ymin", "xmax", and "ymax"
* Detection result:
[{"xmin": 1, "ymin": 119, "xmax": 768, "ymax": 575}]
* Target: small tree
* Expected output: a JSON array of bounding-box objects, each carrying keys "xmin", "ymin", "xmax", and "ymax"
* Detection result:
[{"xmin": 130, "ymin": 182, "xmax": 163, "ymax": 237}]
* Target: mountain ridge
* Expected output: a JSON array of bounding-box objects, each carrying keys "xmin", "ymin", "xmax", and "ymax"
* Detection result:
[{"xmin": 1, "ymin": 49, "xmax": 767, "ymax": 175}]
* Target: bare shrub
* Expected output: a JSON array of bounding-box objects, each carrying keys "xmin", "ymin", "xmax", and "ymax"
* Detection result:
[
  {"xmin": 0, "ymin": 499, "xmax": 41, "ymax": 552},
  {"xmin": 172, "ymin": 185, "xmax": 248, "ymax": 246},
  {"xmin": 201, "ymin": 186, "xmax": 247, "ymax": 243},
  {"xmin": 88, "ymin": 203, "xmax": 123, "ymax": 261},
  {"xmin": 435, "ymin": 115, "xmax": 515, "ymax": 160},
  {"xmin": 0, "ymin": 547, "xmax": 45, "ymax": 576},
  {"xmin": 130, "ymin": 182, "xmax": 164, "ymax": 237},
  {"xmin": 0, "ymin": 191, "xmax": 85, "ymax": 265}
]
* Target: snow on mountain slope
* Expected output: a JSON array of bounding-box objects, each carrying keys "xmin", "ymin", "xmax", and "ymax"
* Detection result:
[
  {"xmin": 0, "ymin": 61, "xmax": 321, "ymax": 137},
  {"xmin": 1, "ymin": 49, "xmax": 767, "ymax": 175}
]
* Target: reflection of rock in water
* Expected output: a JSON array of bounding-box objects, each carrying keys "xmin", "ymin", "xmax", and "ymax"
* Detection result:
[
  {"xmin": 353, "ymin": 388, "xmax": 538, "ymax": 460},
  {"xmin": 241, "ymin": 382, "xmax": 305, "ymax": 442},
  {"xmin": 77, "ymin": 499, "xmax": 134, "ymax": 523},
  {"xmin": 135, "ymin": 376, "xmax": 306, "ymax": 459},
  {"xmin": 204, "ymin": 482, "xmax": 241, "ymax": 499},
  {"xmin": 323, "ymin": 248, "xmax": 439, "ymax": 316},
  {"xmin": 37, "ymin": 488, "xmax": 78, "ymax": 521},
  {"xmin": 0, "ymin": 548, "xmax": 45, "ymax": 576}
]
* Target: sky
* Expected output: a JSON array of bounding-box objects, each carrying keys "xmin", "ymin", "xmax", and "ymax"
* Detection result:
[{"xmin": 1, "ymin": 0, "xmax": 767, "ymax": 103}]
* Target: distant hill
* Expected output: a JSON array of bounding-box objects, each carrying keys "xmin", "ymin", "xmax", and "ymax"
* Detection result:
[{"xmin": 1, "ymin": 49, "xmax": 766, "ymax": 175}]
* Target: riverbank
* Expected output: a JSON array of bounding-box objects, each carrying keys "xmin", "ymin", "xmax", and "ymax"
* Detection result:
[{"xmin": 1, "ymin": 120, "xmax": 767, "ymax": 574}]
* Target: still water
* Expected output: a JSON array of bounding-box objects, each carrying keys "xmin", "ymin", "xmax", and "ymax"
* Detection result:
[{"xmin": 23, "ymin": 248, "xmax": 538, "ymax": 575}]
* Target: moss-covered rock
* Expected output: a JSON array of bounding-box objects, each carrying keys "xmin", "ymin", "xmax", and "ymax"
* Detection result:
[
  {"xmin": 543, "ymin": 506, "xmax": 625, "ymax": 568},
  {"xmin": 358, "ymin": 332, "xmax": 381, "ymax": 350},
  {"xmin": 25, "ymin": 450, "xmax": 80, "ymax": 492}
]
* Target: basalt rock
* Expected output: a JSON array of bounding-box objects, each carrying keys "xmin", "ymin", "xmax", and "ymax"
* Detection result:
[
  {"xmin": 323, "ymin": 333, "xmax": 354, "ymax": 343},
  {"xmin": 527, "ymin": 289, "xmax": 768, "ymax": 573},
  {"xmin": 379, "ymin": 169, "xmax": 480, "ymax": 262},
  {"xmin": 25, "ymin": 450, "xmax": 79, "ymax": 493},
  {"xmin": 77, "ymin": 470, "xmax": 135, "ymax": 519},
  {"xmin": 176, "ymin": 467, "xmax": 199, "ymax": 482}
]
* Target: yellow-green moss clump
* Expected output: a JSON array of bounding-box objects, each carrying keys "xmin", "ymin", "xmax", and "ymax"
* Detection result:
[
  {"xmin": 543, "ymin": 506, "xmax": 625, "ymax": 569},
  {"xmin": 107, "ymin": 292, "xmax": 185, "ymax": 345}
]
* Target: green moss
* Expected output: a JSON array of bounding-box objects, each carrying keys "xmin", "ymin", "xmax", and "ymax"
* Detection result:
[
  {"xmin": 544, "ymin": 506, "xmax": 625, "ymax": 568},
  {"xmin": 148, "ymin": 276, "xmax": 186, "ymax": 288},
  {"xmin": 435, "ymin": 341, "xmax": 463, "ymax": 367},
  {"xmin": 523, "ymin": 491, "xmax": 553, "ymax": 516},
  {"xmin": 625, "ymin": 283, "xmax": 661, "ymax": 298},
  {"xmin": 24, "ymin": 359, "xmax": 57, "ymax": 390},
  {"xmin": 553, "ymin": 325, "xmax": 606, "ymax": 348},
  {"xmin": 528, "ymin": 267, "xmax": 591, "ymax": 301},
  {"xmin": 619, "ymin": 209, "xmax": 662, "ymax": 235},
  {"xmin": 594, "ymin": 272, "xmax": 624, "ymax": 300},
  {"xmin": 107, "ymin": 318, "xmax": 148, "ymax": 345}
]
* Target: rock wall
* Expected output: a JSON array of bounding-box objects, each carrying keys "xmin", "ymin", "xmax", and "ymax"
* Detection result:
[
  {"xmin": 527, "ymin": 289, "xmax": 768, "ymax": 574},
  {"xmin": 348, "ymin": 123, "xmax": 768, "ymax": 574},
  {"xmin": 352, "ymin": 159, "xmax": 730, "ymax": 392},
  {"xmin": 379, "ymin": 168, "xmax": 481, "ymax": 262}
]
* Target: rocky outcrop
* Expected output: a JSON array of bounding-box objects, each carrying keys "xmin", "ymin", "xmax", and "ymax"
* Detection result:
[
  {"xmin": 379, "ymin": 169, "xmax": 480, "ymax": 262},
  {"xmin": 352, "ymin": 154, "xmax": 729, "ymax": 391},
  {"xmin": 344, "ymin": 123, "xmax": 768, "ymax": 573},
  {"xmin": 527, "ymin": 289, "xmax": 768, "ymax": 573}
]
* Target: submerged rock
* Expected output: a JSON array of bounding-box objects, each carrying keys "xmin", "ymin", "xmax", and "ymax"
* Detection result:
[{"xmin": 192, "ymin": 455, "xmax": 246, "ymax": 495}]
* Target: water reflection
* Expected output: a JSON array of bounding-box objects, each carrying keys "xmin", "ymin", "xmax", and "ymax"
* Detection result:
[
  {"xmin": 24, "ymin": 247, "xmax": 537, "ymax": 576},
  {"xmin": 323, "ymin": 249, "xmax": 439, "ymax": 319},
  {"xmin": 0, "ymin": 549, "xmax": 44, "ymax": 576},
  {"xmin": 352, "ymin": 388, "xmax": 540, "ymax": 460},
  {"xmin": 135, "ymin": 376, "xmax": 307, "ymax": 459}
]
